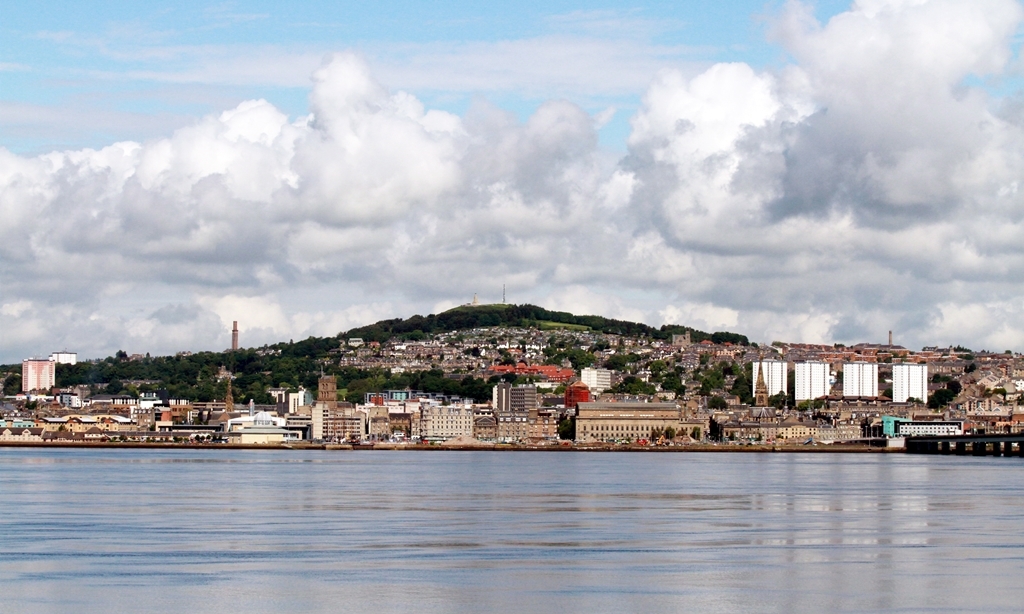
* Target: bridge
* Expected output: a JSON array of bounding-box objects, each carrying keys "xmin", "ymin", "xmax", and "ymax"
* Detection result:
[{"xmin": 905, "ymin": 435, "xmax": 1024, "ymax": 456}]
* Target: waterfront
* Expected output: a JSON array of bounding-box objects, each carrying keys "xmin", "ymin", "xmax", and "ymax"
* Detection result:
[{"xmin": 2, "ymin": 450, "xmax": 1023, "ymax": 613}]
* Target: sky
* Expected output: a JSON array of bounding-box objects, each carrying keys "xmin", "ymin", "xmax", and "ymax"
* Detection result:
[{"xmin": 3, "ymin": 0, "xmax": 1024, "ymax": 362}]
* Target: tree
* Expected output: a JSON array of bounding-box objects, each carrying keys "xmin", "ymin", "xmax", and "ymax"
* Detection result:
[
  {"xmin": 664, "ymin": 426, "xmax": 677, "ymax": 440},
  {"xmin": 928, "ymin": 388, "xmax": 956, "ymax": 409},
  {"xmin": 690, "ymin": 427, "xmax": 701, "ymax": 440},
  {"xmin": 3, "ymin": 373, "xmax": 22, "ymax": 396},
  {"xmin": 729, "ymin": 362, "xmax": 754, "ymax": 405},
  {"xmin": 610, "ymin": 376, "xmax": 657, "ymax": 396},
  {"xmin": 604, "ymin": 354, "xmax": 630, "ymax": 371},
  {"xmin": 768, "ymin": 391, "xmax": 787, "ymax": 410},
  {"xmin": 708, "ymin": 396, "xmax": 728, "ymax": 410},
  {"xmin": 557, "ymin": 417, "xmax": 576, "ymax": 440}
]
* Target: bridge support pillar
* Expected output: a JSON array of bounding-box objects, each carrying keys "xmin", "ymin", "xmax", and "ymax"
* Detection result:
[
  {"xmin": 973, "ymin": 441, "xmax": 987, "ymax": 456},
  {"xmin": 941, "ymin": 441, "xmax": 951, "ymax": 454},
  {"xmin": 956, "ymin": 442, "xmax": 967, "ymax": 455}
]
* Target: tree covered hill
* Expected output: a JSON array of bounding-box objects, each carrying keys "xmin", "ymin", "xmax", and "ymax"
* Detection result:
[
  {"xmin": 343, "ymin": 303, "xmax": 749, "ymax": 345},
  {"xmin": 1, "ymin": 303, "xmax": 748, "ymax": 403}
]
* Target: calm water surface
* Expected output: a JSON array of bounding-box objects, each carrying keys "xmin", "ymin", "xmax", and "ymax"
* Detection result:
[{"xmin": 1, "ymin": 449, "xmax": 1022, "ymax": 613}]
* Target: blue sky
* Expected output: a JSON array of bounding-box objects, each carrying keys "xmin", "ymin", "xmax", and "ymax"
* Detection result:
[{"xmin": 1, "ymin": 0, "xmax": 851, "ymax": 154}]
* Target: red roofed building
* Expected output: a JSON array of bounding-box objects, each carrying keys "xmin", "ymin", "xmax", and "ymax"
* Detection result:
[
  {"xmin": 564, "ymin": 381, "xmax": 591, "ymax": 408},
  {"xmin": 487, "ymin": 361, "xmax": 575, "ymax": 383}
]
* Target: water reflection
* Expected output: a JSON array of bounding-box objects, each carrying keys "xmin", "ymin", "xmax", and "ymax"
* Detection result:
[{"xmin": 1, "ymin": 449, "xmax": 1023, "ymax": 613}]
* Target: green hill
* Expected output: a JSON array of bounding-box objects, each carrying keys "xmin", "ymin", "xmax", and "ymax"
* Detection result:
[
  {"xmin": 2, "ymin": 304, "xmax": 748, "ymax": 404},
  {"xmin": 342, "ymin": 303, "xmax": 748, "ymax": 345}
]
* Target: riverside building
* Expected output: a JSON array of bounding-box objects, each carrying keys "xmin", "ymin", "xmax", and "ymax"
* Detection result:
[{"xmin": 575, "ymin": 402, "xmax": 681, "ymax": 443}]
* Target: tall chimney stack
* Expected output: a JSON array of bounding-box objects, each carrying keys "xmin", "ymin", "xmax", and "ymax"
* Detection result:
[
  {"xmin": 888, "ymin": 330, "xmax": 892, "ymax": 346},
  {"xmin": 232, "ymin": 321, "xmax": 239, "ymax": 351}
]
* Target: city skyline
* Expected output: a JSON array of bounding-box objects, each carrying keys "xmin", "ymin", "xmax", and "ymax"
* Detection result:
[{"xmin": 4, "ymin": 0, "xmax": 1024, "ymax": 364}]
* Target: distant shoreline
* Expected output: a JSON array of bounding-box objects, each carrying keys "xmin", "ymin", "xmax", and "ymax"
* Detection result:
[{"xmin": 0, "ymin": 441, "xmax": 898, "ymax": 453}]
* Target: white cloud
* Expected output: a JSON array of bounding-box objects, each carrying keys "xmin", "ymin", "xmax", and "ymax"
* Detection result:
[
  {"xmin": 1, "ymin": 301, "xmax": 33, "ymax": 318},
  {"xmin": 6, "ymin": 1, "xmax": 1024, "ymax": 362},
  {"xmin": 660, "ymin": 303, "xmax": 739, "ymax": 331}
]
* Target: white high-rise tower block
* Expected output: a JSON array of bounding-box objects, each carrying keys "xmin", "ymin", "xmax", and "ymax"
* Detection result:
[
  {"xmin": 892, "ymin": 363, "xmax": 928, "ymax": 403},
  {"xmin": 581, "ymin": 368, "xmax": 612, "ymax": 394},
  {"xmin": 795, "ymin": 362, "xmax": 830, "ymax": 402},
  {"xmin": 843, "ymin": 362, "xmax": 878, "ymax": 397},
  {"xmin": 753, "ymin": 361, "xmax": 788, "ymax": 397}
]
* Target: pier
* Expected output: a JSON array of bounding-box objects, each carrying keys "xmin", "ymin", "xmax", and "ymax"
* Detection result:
[{"xmin": 905, "ymin": 435, "xmax": 1024, "ymax": 456}]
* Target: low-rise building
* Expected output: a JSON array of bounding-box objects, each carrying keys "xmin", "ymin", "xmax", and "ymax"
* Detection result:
[
  {"xmin": 575, "ymin": 402, "xmax": 682, "ymax": 443},
  {"xmin": 776, "ymin": 416, "xmax": 819, "ymax": 441},
  {"xmin": 528, "ymin": 408, "xmax": 559, "ymax": 440},
  {"xmin": 473, "ymin": 410, "xmax": 497, "ymax": 441},
  {"xmin": 0, "ymin": 427, "xmax": 44, "ymax": 442}
]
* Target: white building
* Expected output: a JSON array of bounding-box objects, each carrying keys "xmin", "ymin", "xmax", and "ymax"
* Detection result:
[
  {"xmin": 753, "ymin": 361, "xmax": 788, "ymax": 397},
  {"xmin": 843, "ymin": 362, "xmax": 879, "ymax": 398},
  {"xmin": 49, "ymin": 352, "xmax": 77, "ymax": 365},
  {"xmin": 580, "ymin": 368, "xmax": 613, "ymax": 394},
  {"xmin": 22, "ymin": 359, "xmax": 56, "ymax": 393},
  {"xmin": 795, "ymin": 362, "xmax": 830, "ymax": 402},
  {"xmin": 892, "ymin": 363, "xmax": 928, "ymax": 403},
  {"xmin": 58, "ymin": 392, "xmax": 82, "ymax": 408},
  {"xmin": 898, "ymin": 421, "xmax": 961, "ymax": 437}
]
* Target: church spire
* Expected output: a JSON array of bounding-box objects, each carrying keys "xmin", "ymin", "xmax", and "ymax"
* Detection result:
[{"xmin": 754, "ymin": 360, "xmax": 769, "ymax": 408}]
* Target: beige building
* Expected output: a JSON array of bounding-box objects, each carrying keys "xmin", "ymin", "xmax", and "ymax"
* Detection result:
[
  {"xmin": 473, "ymin": 410, "xmax": 497, "ymax": 440},
  {"xmin": 420, "ymin": 404, "xmax": 474, "ymax": 441},
  {"xmin": 38, "ymin": 415, "xmax": 135, "ymax": 433},
  {"xmin": 528, "ymin": 408, "xmax": 559, "ymax": 440},
  {"xmin": 311, "ymin": 402, "xmax": 363, "ymax": 441},
  {"xmin": 776, "ymin": 416, "xmax": 819, "ymax": 441},
  {"xmin": 575, "ymin": 402, "xmax": 682, "ymax": 443},
  {"xmin": 0, "ymin": 427, "xmax": 44, "ymax": 442},
  {"xmin": 367, "ymin": 406, "xmax": 391, "ymax": 439}
]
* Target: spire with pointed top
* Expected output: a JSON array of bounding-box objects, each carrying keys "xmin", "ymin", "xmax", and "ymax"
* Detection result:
[{"xmin": 754, "ymin": 359, "xmax": 769, "ymax": 408}]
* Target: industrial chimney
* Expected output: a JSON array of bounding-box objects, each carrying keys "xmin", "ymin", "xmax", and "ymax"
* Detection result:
[
  {"xmin": 232, "ymin": 321, "xmax": 239, "ymax": 351},
  {"xmin": 888, "ymin": 330, "xmax": 893, "ymax": 346}
]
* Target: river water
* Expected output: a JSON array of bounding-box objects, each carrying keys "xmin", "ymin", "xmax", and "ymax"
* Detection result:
[{"xmin": 1, "ymin": 448, "xmax": 1022, "ymax": 613}]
